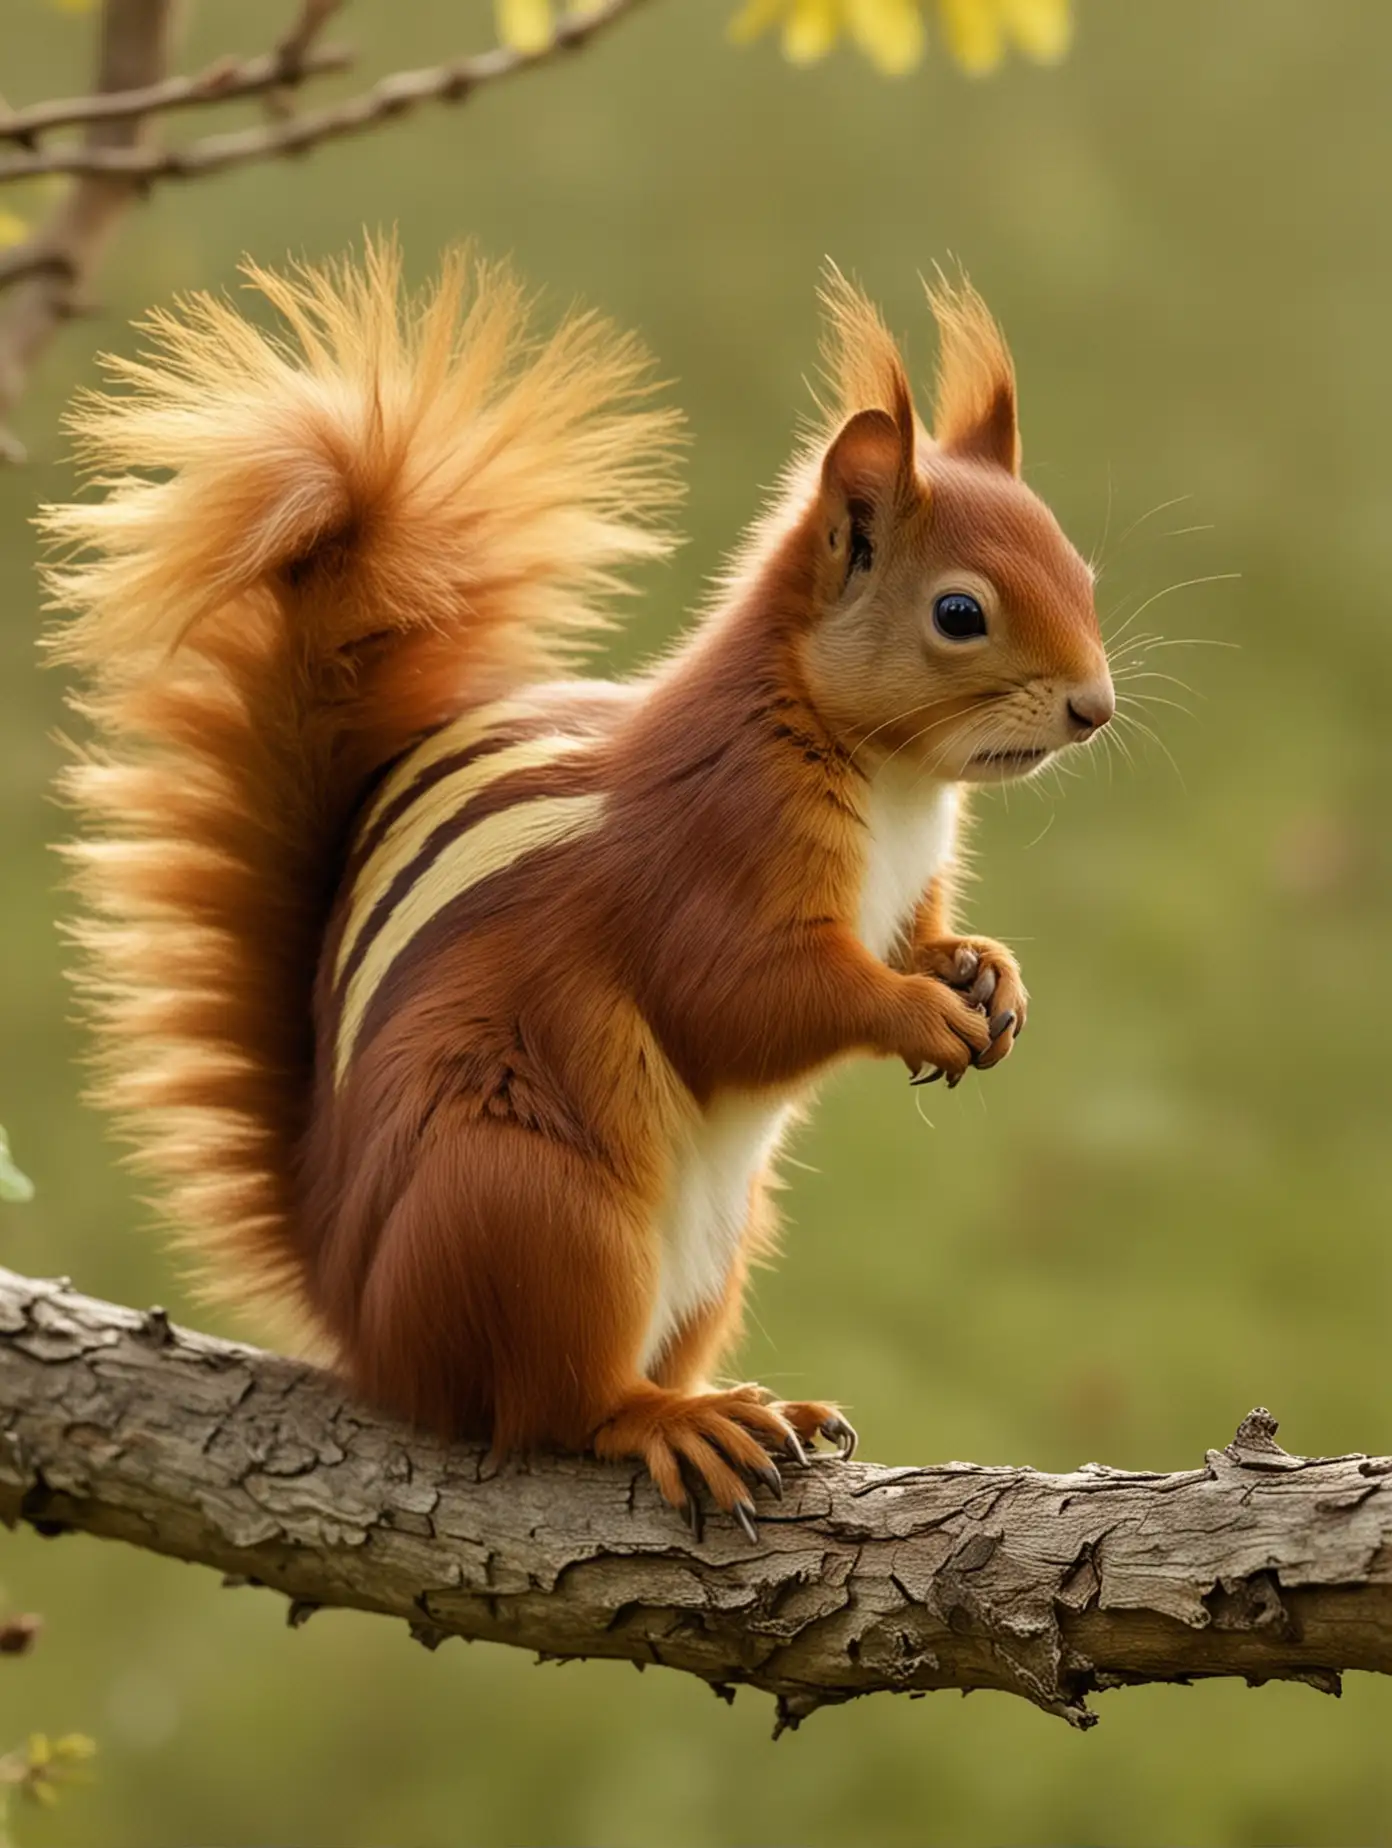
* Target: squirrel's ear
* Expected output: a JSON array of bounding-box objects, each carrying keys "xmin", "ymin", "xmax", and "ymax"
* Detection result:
[
  {"xmin": 927, "ymin": 276, "xmax": 1021, "ymax": 475},
  {"xmin": 820, "ymin": 398, "xmax": 914, "ymax": 519},
  {"xmin": 817, "ymin": 404, "xmax": 914, "ymax": 590}
]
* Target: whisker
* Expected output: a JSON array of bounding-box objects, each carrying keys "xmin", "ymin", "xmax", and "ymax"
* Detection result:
[
  {"xmin": 911, "ymin": 1087, "xmax": 938, "ymax": 1132},
  {"xmin": 846, "ymin": 699, "xmax": 939, "ymax": 768},
  {"xmin": 1102, "ymin": 721, "xmax": 1135, "ymax": 774},
  {"xmin": 913, "ymin": 707, "xmax": 1007, "ymax": 786},
  {"xmin": 1114, "ymin": 708, "xmax": 1186, "ymax": 790},
  {"xmin": 1119, "ymin": 691, "xmax": 1194, "ymax": 719},
  {"xmin": 1119, "ymin": 572, "xmax": 1242, "ymax": 631},
  {"xmin": 1108, "ymin": 492, "xmax": 1195, "ymax": 555},
  {"xmin": 1110, "ymin": 667, "xmax": 1200, "ymax": 697},
  {"xmin": 885, "ymin": 693, "xmax": 1014, "ymax": 781},
  {"xmin": 1130, "ymin": 636, "xmax": 1239, "ymax": 652},
  {"xmin": 880, "ymin": 710, "xmax": 981, "ymax": 777},
  {"xmin": 1088, "ymin": 463, "xmax": 1116, "ymax": 576},
  {"xmin": 1105, "ymin": 629, "xmax": 1168, "ymax": 661},
  {"xmin": 1108, "ymin": 637, "xmax": 1236, "ymax": 698},
  {"xmin": 1102, "ymin": 601, "xmax": 1147, "ymax": 648},
  {"xmin": 1097, "ymin": 733, "xmax": 1116, "ymax": 787}
]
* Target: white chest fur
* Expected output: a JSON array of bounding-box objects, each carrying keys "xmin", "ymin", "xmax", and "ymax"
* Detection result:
[
  {"xmin": 855, "ymin": 769, "xmax": 960, "ymax": 962},
  {"xmin": 641, "ymin": 1096, "xmax": 793, "ymax": 1376},
  {"xmin": 638, "ymin": 772, "xmax": 959, "ymax": 1378}
]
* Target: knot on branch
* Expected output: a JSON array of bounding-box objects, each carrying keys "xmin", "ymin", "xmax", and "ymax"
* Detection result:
[{"xmin": 1227, "ymin": 1406, "xmax": 1287, "ymax": 1461}]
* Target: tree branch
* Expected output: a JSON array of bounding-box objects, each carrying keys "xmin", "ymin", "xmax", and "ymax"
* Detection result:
[
  {"xmin": 0, "ymin": 0, "xmax": 175, "ymax": 461},
  {"xmin": 0, "ymin": 1268, "xmax": 1387, "ymax": 1733},
  {"xmin": 0, "ymin": 0, "xmax": 653, "ymax": 186},
  {"xmin": 0, "ymin": 42, "xmax": 353, "ymax": 145},
  {"xmin": 0, "ymin": 0, "xmax": 651, "ymax": 457}
]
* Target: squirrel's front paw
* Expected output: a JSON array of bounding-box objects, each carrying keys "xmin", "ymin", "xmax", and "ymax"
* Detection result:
[
  {"xmin": 915, "ymin": 937, "xmax": 1026, "ymax": 1073},
  {"xmin": 898, "ymin": 976, "xmax": 994, "ymax": 1088}
]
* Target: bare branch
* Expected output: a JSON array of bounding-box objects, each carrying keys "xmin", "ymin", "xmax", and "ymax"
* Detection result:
[
  {"xmin": 0, "ymin": 0, "xmax": 175, "ymax": 461},
  {"xmin": 0, "ymin": 1267, "xmax": 1388, "ymax": 1732},
  {"xmin": 274, "ymin": 0, "xmax": 347, "ymax": 78},
  {"xmin": 0, "ymin": 246, "xmax": 77, "ymax": 290},
  {"xmin": 260, "ymin": 0, "xmax": 348, "ymax": 126},
  {"xmin": 0, "ymin": 0, "xmax": 654, "ymax": 186},
  {"xmin": 0, "ymin": 0, "xmax": 652, "ymax": 454},
  {"xmin": 0, "ymin": 42, "xmax": 353, "ymax": 145}
]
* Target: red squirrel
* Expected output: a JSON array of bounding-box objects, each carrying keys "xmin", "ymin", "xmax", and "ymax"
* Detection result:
[{"xmin": 44, "ymin": 242, "xmax": 1113, "ymax": 1538}]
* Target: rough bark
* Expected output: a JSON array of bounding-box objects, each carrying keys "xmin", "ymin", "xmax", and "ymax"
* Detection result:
[{"xmin": 0, "ymin": 1267, "xmax": 1387, "ymax": 1732}]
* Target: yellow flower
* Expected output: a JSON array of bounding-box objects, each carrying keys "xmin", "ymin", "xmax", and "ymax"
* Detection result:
[
  {"xmin": 846, "ymin": 0, "xmax": 925, "ymax": 74},
  {"xmin": 730, "ymin": 0, "xmax": 922, "ymax": 72},
  {"xmin": 0, "ymin": 1732, "xmax": 96, "ymax": 1810},
  {"xmin": 938, "ymin": 0, "xmax": 1072, "ymax": 73},
  {"xmin": 729, "ymin": 0, "xmax": 1071, "ymax": 74},
  {"xmin": 496, "ymin": 0, "xmax": 554, "ymax": 52},
  {"xmin": 495, "ymin": 0, "xmax": 607, "ymax": 54}
]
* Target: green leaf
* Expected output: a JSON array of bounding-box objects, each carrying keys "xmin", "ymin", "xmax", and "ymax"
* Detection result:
[{"xmin": 0, "ymin": 1130, "xmax": 34, "ymax": 1205}]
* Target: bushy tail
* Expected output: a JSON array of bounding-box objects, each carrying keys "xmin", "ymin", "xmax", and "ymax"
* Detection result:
[{"xmin": 40, "ymin": 239, "xmax": 681, "ymax": 1321}]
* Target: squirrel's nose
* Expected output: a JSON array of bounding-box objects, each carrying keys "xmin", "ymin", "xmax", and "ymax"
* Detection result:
[{"xmin": 1066, "ymin": 680, "xmax": 1115, "ymax": 736}]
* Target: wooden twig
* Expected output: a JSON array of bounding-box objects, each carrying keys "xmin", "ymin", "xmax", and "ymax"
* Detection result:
[
  {"xmin": 273, "ymin": 0, "xmax": 347, "ymax": 79},
  {"xmin": 0, "ymin": 0, "xmax": 175, "ymax": 462},
  {"xmin": 0, "ymin": 42, "xmax": 352, "ymax": 144},
  {"xmin": 0, "ymin": 0, "xmax": 652, "ymax": 458},
  {"xmin": 0, "ymin": 1267, "xmax": 1388, "ymax": 1731},
  {"xmin": 0, "ymin": 0, "xmax": 654, "ymax": 186},
  {"xmin": 260, "ymin": 0, "xmax": 348, "ymax": 125}
]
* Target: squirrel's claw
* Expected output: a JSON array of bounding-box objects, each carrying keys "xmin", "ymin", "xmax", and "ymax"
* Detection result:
[
  {"xmin": 750, "ymin": 1460, "xmax": 783, "ymax": 1501},
  {"xmin": 682, "ymin": 1493, "xmax": 704, "ymax": 1545},
  {"xmin": 969, "ymin": 1010, "xmax": 1016, "ymax": 1069},
  {"xmin": 821, "ymin": 1413, "xmax": 858, "ymax": 1460},
  {"xmin": 967, "ymin": 964, "xmax": 998, "ymax": 1009},
  {"xmin": 675, "ymin": 1455, "xmax": 707, "ymax": 1544},
  {"xmin": 731, "ymin": 1500, "xmax": 760, "ymax": 1545},
  {"xmin": 950, "ymin": 945, "xmax": 980, "ymax": 985},
  {"xmin": 910, "ymin": 1066, "xmax": 944, "ymax": 1086}
]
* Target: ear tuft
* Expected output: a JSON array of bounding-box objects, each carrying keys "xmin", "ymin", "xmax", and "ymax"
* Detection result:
[
  {"xmin": 818, "ymin": 263, "xmax": 918, "ymax": 468},
  {"xmin": 925, "ymin": 272, "xmax": 1020, "ymax": 474}
]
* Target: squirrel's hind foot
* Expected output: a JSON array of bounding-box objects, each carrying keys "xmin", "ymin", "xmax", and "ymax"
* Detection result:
[{"xmin": 592, "ymin": 1383, "xmax": 856, "ymax": 1544}]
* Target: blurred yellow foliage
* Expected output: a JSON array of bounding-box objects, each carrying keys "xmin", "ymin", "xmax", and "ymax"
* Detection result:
[
  {"xmin": 729, "ymin": 0, "xmax": 1072, "ymax": 74},
  {"xmin": 493, "ymin": 0, "xmax": 1072, "ymax": 72},
  {"xmin": 0, "ymin": 213, "xmax": 28, "ymax": 251},
  {"xmin": 494, "ymin": 0, "xmax": 610, "ymax": 56},
  {"xmin": 0, "ymin": 1733, "xmax": 95, "ymax": 1832}
]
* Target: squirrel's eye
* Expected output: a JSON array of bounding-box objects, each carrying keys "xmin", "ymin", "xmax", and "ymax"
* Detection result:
[{"xmin": 932, "ymin": 591, "xmax": 988, "ymax": 641}]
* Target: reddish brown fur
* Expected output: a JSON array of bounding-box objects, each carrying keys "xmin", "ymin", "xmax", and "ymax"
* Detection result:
[{"xmin": 45, "ymin": 246, "xmax": 1112, "ymax": 1523}]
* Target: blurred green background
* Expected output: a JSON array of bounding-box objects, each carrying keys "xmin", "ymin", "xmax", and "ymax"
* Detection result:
[{"xmin": 2, "ymin": 1, "xmax": 1390, "ymax": 1843}]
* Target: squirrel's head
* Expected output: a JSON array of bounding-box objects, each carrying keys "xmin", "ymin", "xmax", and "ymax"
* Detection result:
[{"xmin": 794, "ymin": 269, "xmax": 1113, "ymax": 784}]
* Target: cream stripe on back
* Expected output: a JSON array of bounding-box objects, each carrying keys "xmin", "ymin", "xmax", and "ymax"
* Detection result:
[
  {"xmin": 335, "ymin": 791, "xmax": 604, "ymax": 1086},
  {"xmin": 334, "ymin": 732, "xmax": 589, "ymax": 986},
  {"xmin": 355, "ymin": 697, "xmax": 535, "ymax": 845}
]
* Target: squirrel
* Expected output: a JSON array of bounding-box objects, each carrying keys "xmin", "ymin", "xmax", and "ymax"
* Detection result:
[{"xmin": 43, "ymin": 241, "xmax": 1113, "ymax": 1539}]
